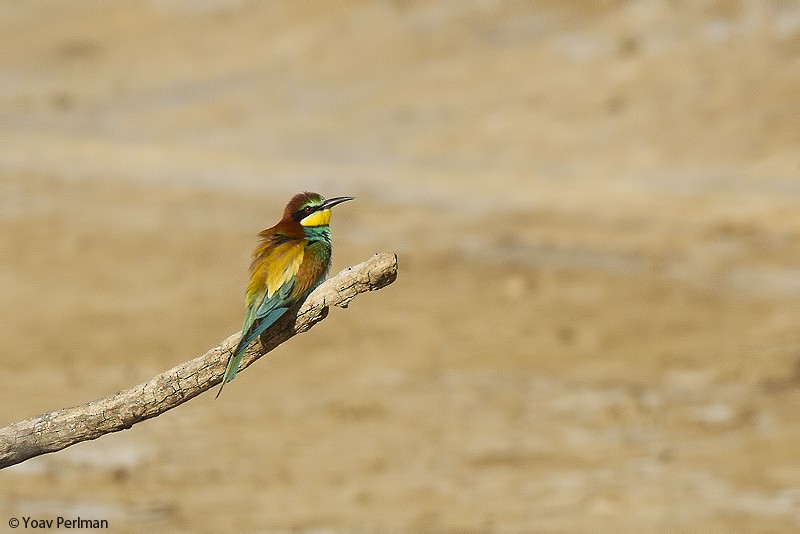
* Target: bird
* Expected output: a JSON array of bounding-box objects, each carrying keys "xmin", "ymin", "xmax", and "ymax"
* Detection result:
[{"xmin": 216, "ymin": 192, "xmax": 354, "ymax": 398}]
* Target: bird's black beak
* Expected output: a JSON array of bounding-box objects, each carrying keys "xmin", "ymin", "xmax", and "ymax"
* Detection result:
[{"xmin": 321, "ymin": 196, "xmax": 355, "ymax": 210}]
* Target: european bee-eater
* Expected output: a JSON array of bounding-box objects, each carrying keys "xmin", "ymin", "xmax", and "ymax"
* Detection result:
[{"xmin": 216, "ymin": 192, "xmax": 354, "ymax": 398}]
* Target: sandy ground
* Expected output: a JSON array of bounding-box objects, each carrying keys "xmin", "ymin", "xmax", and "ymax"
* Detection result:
[{"xmin": 2, "ymin": 1, "xmax": 800, "ymax": 531}]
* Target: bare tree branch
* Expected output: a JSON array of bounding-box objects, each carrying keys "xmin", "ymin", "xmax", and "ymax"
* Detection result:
[{"xmin": 0, "ymin": 252, "xmax": 398, "ymax": 470}]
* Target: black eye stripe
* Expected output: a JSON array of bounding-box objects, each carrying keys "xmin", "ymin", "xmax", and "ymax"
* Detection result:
[{"xmin": 292, "ymin": 204, "xmax": 318, "ymax": 221}]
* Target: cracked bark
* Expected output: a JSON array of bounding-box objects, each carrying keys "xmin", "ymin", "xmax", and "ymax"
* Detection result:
[{"xmin": 0, "ymin": 252, "xmax": 398, "ymax": 469}]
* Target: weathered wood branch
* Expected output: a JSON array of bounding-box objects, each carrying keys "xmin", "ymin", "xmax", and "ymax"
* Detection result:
[{"xmin": 0, "ymin": 252, "xmax": 398, "ymax": 470}]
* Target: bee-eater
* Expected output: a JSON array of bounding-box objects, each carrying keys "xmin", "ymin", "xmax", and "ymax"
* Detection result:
[{"xmin": 216, "ymin": 192, "xmax": 354, "ymax": 398}]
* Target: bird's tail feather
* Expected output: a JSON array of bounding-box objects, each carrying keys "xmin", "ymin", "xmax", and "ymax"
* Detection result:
[
  {"xmin": 215, "ymin": 338, "xmax": 247, "ymax": 399},
  {"xmin": 215, "ymin": 309, "xmax": 287, "ymax": 398}
]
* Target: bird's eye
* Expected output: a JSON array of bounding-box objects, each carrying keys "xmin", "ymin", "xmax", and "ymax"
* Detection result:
[{"xmin": 304, "ymin": 206, "xmax": 314, "ymax": 214}]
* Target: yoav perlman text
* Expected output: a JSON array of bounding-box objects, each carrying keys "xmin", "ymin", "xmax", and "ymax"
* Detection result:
[{"xmin": 14, "ymin": 516, "xmax": 109, "ymax": 529}]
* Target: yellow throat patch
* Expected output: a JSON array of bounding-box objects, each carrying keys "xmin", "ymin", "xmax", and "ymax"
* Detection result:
[{"xmin": 301, "ymin": 208, "xmax": 331, "ymax": 227}]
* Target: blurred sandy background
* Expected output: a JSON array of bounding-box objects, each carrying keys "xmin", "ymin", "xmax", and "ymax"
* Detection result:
[{"xmin": 2, "ymin": 1, "xmax": 800, "ymax": 531}]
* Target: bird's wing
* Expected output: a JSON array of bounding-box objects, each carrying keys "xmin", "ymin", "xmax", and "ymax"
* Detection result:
[
  {"xmin": 217, "ymin": 237, "xmax": 331, "ymax": 397},
  {"xmin": 217, "ymin": 238, "xmax": 306, "ymax": 395},
  {"xmin": 243, "ymin": 237, "xmax": 305, "ymax": 331},
  {"xmin": 288, "ymin": 241, "xmax": 331, "ymax": 301},
  {"xmin": 239, "ymin": 239, "xmax": 330, "ymax": 350}
]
